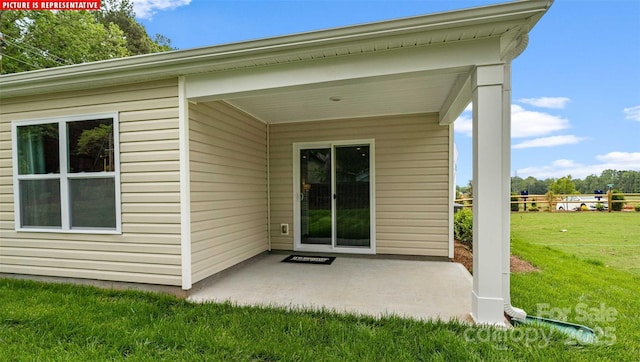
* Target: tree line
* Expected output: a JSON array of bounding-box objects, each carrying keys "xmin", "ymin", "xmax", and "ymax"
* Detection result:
[
  {"xmin": 0, "ymin": 0, "xmax": 172, "ymax": 74},
  {"xmin": 458, "ymin": 169, "xmax": 640, "ymax": 197}
]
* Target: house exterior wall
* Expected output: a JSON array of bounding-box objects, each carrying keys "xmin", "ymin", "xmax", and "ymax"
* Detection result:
[
  {"xmin": 269, "ymin": 113, "xmax": 450, "ymax": 257},
  {"xmin": 188, "ymin": 101, "xmax": 268, "ymax": 284},
  {"xmin": 0, "ymin": 79, "xmax": 183, "ymax": 286}
]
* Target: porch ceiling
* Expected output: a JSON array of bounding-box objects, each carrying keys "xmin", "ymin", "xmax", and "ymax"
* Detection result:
[{"xmin": 225, "ymin": 69, "xmax": 469, "ymax": 123}]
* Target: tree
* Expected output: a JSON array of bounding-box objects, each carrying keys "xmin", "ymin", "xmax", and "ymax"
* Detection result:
[
  {"xmin": 531, "ymin": 177, "xmax": 550, "ymax": 195},
  {"xmin": 508, "ymin": 170, "xmax": 640, "ymax": 195},
  {"xmin": 581, "ymin": 174, "xmax": 602, "ymax": 193},
  {"xmin": 465, "ymin": 179, "xmax": 473, "ymax": 199},
  {"xmin": 511, "ymin": 175, "xmax": 523, "ymax": 194},
  {"xmin": 511, "ymin": 176, "xmax": 551, "ymax": 195},
  {"xmin": 0, "ymin": 0, "xmax": 172, "ymax": 74},
  {"xmin": 619, "ymin": 171, "xmax": 639, "ymax": 193},
  {"xmin": 76, "ymin": 124, "xmax": 112, "ymax": 157},
  {"xmin": 550, "ymin": 175, "xmax": 577, "ymax": 195},
  {"xmin": 96, "ymin": 0, "xmax": 173, "ymax": 55},
  {"xmin": 1, "ymin": 10, "xmax": 128, "ymax": 73},
  {"xmin": 600, "ymin": 169, "xmax": 621, "ymax": 189}
]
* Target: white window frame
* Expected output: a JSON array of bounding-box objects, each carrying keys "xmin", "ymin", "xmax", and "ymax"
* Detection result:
[{"xmin": 11, "ymin": 113, "xmax": 121, "ymax": 234}]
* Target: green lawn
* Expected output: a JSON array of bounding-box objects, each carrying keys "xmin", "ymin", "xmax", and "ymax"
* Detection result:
[
  {"xmin": 0, "ymin": 280, "xmax": 557, "ymax": 361},
  {"xmin": 511, "ymin": 212, "xmax": 640, "ymax": 275},
  {"xmin": 510, "ymin": 212, "xmax": 640, "ymax": 360},
  {"xmin": 1, "ymin": 213, "xmax": 639, "ymax": 360}
]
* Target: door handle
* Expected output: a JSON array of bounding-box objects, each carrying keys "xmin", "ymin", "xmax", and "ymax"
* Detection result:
[
  {"xmin": 333, "ymin": 194, "xmax": 336, "ymax": 200},
  {"xmin": 300, "ymin": 193, "xmax": 304, "ymax": 201}
]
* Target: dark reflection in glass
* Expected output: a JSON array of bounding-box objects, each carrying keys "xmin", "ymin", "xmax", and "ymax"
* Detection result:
[
  {"xmin": 70, "ymin": 178, "xmax": 116, "ymax": 228},
  {"xmin": 300, "ymin": 148, "xmax": 332, "ymax": 245},
  {"xmin": 336, "ymin": 145, "xmax": 370, "ymax": 247},
  {"xmin": 20, "ymin": 179, "xmax": 61, "ymax": 227},
  {"xmin": 68, "ymin": 119, "xmax": 114, "ymax": 172},
  {"xmin": 17, "ymin": 123, "xmax": 59, "ymax": 175}
]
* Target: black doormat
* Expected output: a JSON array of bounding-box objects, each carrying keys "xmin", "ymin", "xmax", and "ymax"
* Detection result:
[{"xmin": 281, "ymin": 255, "xmax": 336, "ymax": 265}]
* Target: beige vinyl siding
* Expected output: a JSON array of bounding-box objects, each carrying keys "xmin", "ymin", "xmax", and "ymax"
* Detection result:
[
  {"xmin": 0, "ymin": 79, "xmax": 183, "ymax": 286},
  {"xmin": 269, "ymin": 113, "xmax": 450, "ymax": 257},
  {"xmin": 189, "ymin": 101, "xmax": 268, "ymax": 283}
]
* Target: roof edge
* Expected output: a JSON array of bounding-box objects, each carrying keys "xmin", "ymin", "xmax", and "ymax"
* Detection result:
[{"xmin": 0, "ymin": 0, "xmax": 552, "ymax": 99}]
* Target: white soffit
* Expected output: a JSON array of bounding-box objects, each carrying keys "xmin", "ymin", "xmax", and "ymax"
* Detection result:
[{"xmin": 225, "ymin": 71, "xmax": 467, "ymax": 123}]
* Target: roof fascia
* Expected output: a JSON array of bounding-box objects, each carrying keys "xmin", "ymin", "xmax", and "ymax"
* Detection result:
[{"xmin": 0, "ymin": 0, "xmax": 552, "ymax": 99}]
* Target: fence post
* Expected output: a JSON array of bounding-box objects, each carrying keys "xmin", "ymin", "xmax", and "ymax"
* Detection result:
[{"xmin": 608, "ymin": 190, "xmax": 612, "ymax": 213}]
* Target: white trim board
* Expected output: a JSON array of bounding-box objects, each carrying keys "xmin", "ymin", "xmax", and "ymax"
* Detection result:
[{"xmin": 178, "ymin": 76, "xmax": 193, "ymax": 290}]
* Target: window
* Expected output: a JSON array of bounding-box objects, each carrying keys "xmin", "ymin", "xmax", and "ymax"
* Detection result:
[{"xmin": 12, "ymin": 113, "xmax": 120, "ymax": 233}]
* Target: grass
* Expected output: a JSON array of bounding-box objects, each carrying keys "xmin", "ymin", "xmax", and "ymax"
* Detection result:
[
  {"xmin": 511, "ymin": 212, "xmax": 640, "ymax": 275},
  {"xmin": 1, "ymin": 212, "xmax": 639, "ymax": 360},
  {"xmin": 0, "ymin": 280, "xmax": 565, "ymax": 361},
  {"xmin": 510, "ymin": 212, "xmax": 640, "ymax": 360}
]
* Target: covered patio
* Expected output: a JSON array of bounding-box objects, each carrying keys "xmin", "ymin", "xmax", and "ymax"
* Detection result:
[
  {"xmin": 183, "ymin": 0, "xmax": 552, "ymax": 326},
  {"xmin": 188, "ymin": 254, "xmax": 473, "ymax": 322}
]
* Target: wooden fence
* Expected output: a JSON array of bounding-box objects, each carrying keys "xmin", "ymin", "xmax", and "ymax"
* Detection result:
[{"xmin": 455, "ymin": 192, "xmax": 640, "ymax": 212}]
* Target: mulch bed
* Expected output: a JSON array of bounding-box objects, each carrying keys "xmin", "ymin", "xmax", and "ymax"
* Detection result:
[{"xmin": 453, "ymin": 241, "xmax": 539, "ymax": 274}]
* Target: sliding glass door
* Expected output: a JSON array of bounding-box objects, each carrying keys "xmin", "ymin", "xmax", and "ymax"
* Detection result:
[
  {"xmin": 335, "ymin": 145, "xmax": 370, "ymax": 247},
  {"xmin": 296, "ymin": 141, "xmax": 373, "ymax": 253},
  {"xmin": 299, "ymin": 148, "xmax": 332, "ymax": 246}
]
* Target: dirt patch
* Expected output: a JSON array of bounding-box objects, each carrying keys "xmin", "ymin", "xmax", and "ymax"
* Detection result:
[
  {"xmin": 454, "ymin": 242, "xmax": 474, "ymax": 273},
  {"xmin": 453, "ymin": 241, "xmax": 539, "ymax": 274},
  {"xmin": 509, "ymin": 254, "xmax": 540, "ymax": 273}
]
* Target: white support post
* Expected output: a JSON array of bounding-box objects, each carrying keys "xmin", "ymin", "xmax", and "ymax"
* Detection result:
[{"xmin": 471, "ymin": 64, "xmax": 506, "ymax": 326}]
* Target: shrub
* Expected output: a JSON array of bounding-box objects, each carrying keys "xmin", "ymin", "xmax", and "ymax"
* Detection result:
[
  {"xmin": 635, "ymin": 205, "xmax": 640, "ymax": 212},
  {"xmin": 528, "ymin": 206, "xmax": 540, "ymax": 212},
  {"xmin": 454, "ymin": 208, "xmax": 473, "ymax": 250},
  {"xmin": 546, "ymin": 191, "xmax": 555, "ymax": 212},
  {"xmin": 596, "ymin": 203, "xmax": 606, "ymax": 211},
  {"xmin": 611, "ymin": 190, "xmax": 625, "ymax": 211},
  {"xmin": 510, "ymin": 194, "xmax": 519, "ymax": 212}
]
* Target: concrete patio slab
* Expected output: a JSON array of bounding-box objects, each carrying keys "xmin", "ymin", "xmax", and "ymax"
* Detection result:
[{"xmin": 188, "ymin": 253, "xmax": 473, "ymax": 322}]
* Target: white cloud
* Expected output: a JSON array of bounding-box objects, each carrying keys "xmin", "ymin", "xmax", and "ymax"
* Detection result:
[
  {"xmin": 551, "ymin": 159, "xmax": 581, "ymax": 168},
  {"xmin": 133, "ymin": 0, "xmax": 191, "ymax": 19},
  {"xmin": 511, "ymin": 105, "xmax": 570, "ymax": 138},
  {"xmin": 454, "ymin": 104, "xmax": 570, "ymax": 139},
  {"xmin": 518, "ymin": 97, "xmax": 570, "ymax": 109},
  {"xmin": 517, "ymin": 152, "xmax": 640, "ymax": 179},
  {"xmin": 623, "ymin": 105, "xmax": 640, "ymax": 122},
  {"xmin": 512, "ymin": 135, "xmax": 585, "ymax": 149},
  {"xmin": 595, "ymin": 152, "xmax": 640, "ymax": 166}
]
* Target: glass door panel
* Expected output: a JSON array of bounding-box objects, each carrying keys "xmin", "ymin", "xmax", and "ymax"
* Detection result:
[
  {"xmin": 335, "ymin": 145, "xmax": 370, "ymax": 247},
  {"xmin": 300, "ymin": 148, "xmax": 332, "ymax": 245}
]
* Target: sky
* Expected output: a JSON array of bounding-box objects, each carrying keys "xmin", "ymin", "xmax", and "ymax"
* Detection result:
[{"xmin": 136, "ymin": 0, "xmax": 640, "ymax": 186}]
